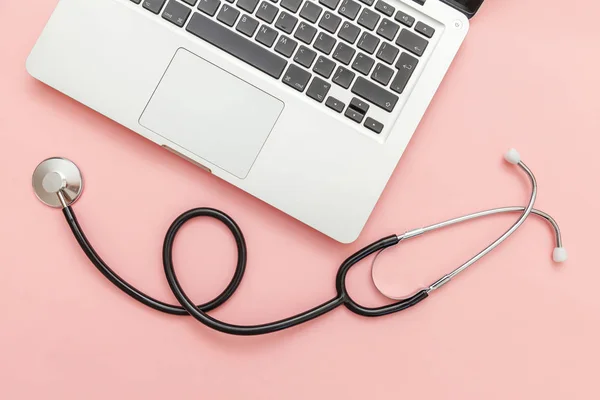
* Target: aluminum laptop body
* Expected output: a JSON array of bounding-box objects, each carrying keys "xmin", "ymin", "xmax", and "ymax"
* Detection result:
[{"xmin": 27, "ymin": 0, "xmax": 477, "ymax": 242}]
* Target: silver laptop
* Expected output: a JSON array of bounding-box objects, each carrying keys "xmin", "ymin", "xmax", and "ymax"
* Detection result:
[{"xmin": 27, "ymin": 0, "xmax": 482, "ymax": 243}]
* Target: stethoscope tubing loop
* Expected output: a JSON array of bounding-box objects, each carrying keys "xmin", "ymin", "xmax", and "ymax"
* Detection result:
[{"xmin": 62, "ymin": 206, "xmax": 245, "ymax": 316}]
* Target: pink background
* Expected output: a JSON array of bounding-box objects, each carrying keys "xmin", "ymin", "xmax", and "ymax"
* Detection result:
[{"xmin": 1, "ymin": 0, "xmax": 600, "ymax": 398}]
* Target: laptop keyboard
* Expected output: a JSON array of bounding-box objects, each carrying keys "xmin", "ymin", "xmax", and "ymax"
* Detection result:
[{"xmin": 131, "ymin": 0, "xmax": 435, "ymax": 135}]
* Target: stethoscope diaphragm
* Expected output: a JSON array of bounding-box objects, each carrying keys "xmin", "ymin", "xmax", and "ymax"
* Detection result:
[{"xmin": 32, "ymin": 157, "xmax": 83, "ymax": 208}]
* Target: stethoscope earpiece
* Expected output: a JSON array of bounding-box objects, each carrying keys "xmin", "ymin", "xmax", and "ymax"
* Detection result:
[
  {"xmin": 368, "ymin": 148, "xmax": 567, "ymax": 300},
  {"xmin": 32, "ymin": 157, "xmax": 83, "ymax": 208},
  {"xmin": 553, "ymin": 247, "xmax": 568, "ymax": 263},
  {"xmin": 504, "ymin": 148, "xmax": 522, "ymax": 165}
]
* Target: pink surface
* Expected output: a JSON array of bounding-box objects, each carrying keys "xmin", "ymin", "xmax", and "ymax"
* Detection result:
[{"xmin": 1, "ymin": 0, "xmax": 599, "ymax": 398}]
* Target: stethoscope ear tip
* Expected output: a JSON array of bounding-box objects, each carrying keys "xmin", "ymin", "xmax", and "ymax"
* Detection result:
[
  {"xmin": 553, "ymin": 247, "xmax": 568, "ymax": 263},
  {"xmin": 504, "ymin": 148, "xmax": 521, "ymax": 165}
]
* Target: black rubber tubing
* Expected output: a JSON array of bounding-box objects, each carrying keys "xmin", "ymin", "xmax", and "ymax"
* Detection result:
[{"xmin": 63, "ymin": 206, "xmax": 428, "ymax": 336}]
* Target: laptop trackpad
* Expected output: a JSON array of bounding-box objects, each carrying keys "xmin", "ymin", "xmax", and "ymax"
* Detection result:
[{"xmin": 140, "ymin": 49, "xmax": 284, "ymax": 179}]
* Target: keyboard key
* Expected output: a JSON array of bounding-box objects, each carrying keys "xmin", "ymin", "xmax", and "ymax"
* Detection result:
[
  {"xmin": 332, "ymin": 42, "xmax": 355, "ymax": 65},
  {"xmin": 395, "ymin": 50, "xmax": 418, "ymax": 70},
  {"xmin": 274, "ymin": 35, "xmax": 298, "ymax": 57},
  {"xmin": 319, "ymin": 0, "xmax": 341, "ymax": 10},
  {"xmin": 187, "ymin": 13, "xmax": 287, "ymax": 78},
  {"xmin": 306, "ymin": 77, "xmax": 331, "ymax": 102},
  {"xmin": 374, "ymin": 0, "xmax": 393, "ymax": 17},
  {"xmin": 394, "ymin": 10, "xmax": 415, "ymax": 27},
  {"xmin": 345, "ymin": 108, "xmax": 364, "ymax": 123},
  {"xmin": 217, "ymin": 5, "xmax": 240, "ymax": 26},
  {"xmin": 197, "ymin": 0, "xmax": 220, "ymax": 16},
  {"xmin": 256, "ymin": 1, "xmax": 279, "ymax": 23},
  {"xmin": 236, "ymin": 14, "xmax": 259, "ymax": 36},
  {"xmin": 314, "ymin": 32, "xmax": 336, "ymax": 54},
  {"xmin": 357, "ymin": 32, "xmax": 380, "ymax": 54},
  {"xmin": 326, "ymin": 97, "xmax": 345, "ymax": 113},
  {"xmin": 294, "ymin": 45, "xmax": 317, "ymax": 67},
  {"xmin": 283, "ymin": 63, "xmax": 311, "ymax": 92},
  {"xmin": 237, "ymin": 0, "xmax": 259, "ymax": 12},
  {"xmin": 339, "ymin": 0, "xmax": 361, "ymax": 21},
  {"xmin": 358, "ymin": 0, "xmax": 374, "ymax": 5},
  {"xmin": 371, "ymin": 62, "xmax": 394, "ymax": 85},
  {"xmin": 376, "ymin": 18, "xmax": 399, "ymax": 41},
  {"xmin": 396, "ymin": 29, "xmax": 428, "ymax": 56},
  {"xmin": 181, "ymin": 0, "xmax": 197, "ymax": 5},
  {"xmin": 162, "ymin": 0, "xmax": 191, "ymax": 27},
  {"xmin": 319, "ymin": 11, "xmax": 341, "ymax": 33},
  {"xmin": 313, "ymin": 56, "xmax": 336, "ymax": 78},
  {"xmin": 332, "ymin": 65, "xmax": 355, "ymax": 88},
  {"xmin": 364, "ymin": 117, "xmax": 383, "ymax": 133},
  {"xmin": 294, "ymin": 22, "xmax": 317, "ymax": 44},
  {"xmin": 352, "ymin": 76, "xmax": 398, "ymax": 111},
  {"xmin": 415, "ymin": 21, "xmax": 435, "ymax": 38},
  {"xmin": 338, "ymin": 22, "xmax": 361, "ymax": 44},
  {"xmin": 391, "ymin": 52, "xmax": 418, "ymax": 93},
  {"xmin": 357, "ymin": 9, "xmax": 380, "ymax": 31},
  {"xmin": 349, "ymin": 97, "xmax": 369, "ymax": 113},
  {"xmin": 281, "ymin": 0, "xmax": 303, "ymax": 12},
  {"xmin": 275, "ymin": 11, "xmax": 298, "ymax": 34},
  {"xmin": 131, "ymin": 0, "xmax": 142, "ymax": 3},
  {"xmin": 256, "ymin": 24, "xmax": 279, "ymax": 47},
  {"xmin": 299, "ymin": 2, "xmax": 323, "ymax": 23},
  {"xmin": 143, "ymin": 0, "xmax": 167, "ymax": 14},
  {"xmin": 352, "ymin": 53, "xmax": 374, "ymax": 75},
  {"xmin": 376, "ymin": 42, "xmax": 399, "ymax": 64}
]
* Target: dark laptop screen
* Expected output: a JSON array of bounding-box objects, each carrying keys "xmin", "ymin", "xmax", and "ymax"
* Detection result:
[{"xmin": 450, "ymin": 0, "xmax": 484, "ymax": 15}]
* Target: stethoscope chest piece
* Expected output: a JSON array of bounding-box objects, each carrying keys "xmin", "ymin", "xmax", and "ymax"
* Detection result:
[{"xmin": 32, "ymin": 157, "xmax": 83, "ymax": 208}]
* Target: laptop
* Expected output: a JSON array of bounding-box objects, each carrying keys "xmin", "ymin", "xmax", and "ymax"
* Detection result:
[{"xmin": 27, "ymin": 0, "xmax": 483, "ymax": 243}]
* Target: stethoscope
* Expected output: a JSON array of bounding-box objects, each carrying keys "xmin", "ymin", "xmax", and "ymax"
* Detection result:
[{"xmin": 32, "ymin": 149, "xmax": 567, "ymax": 336}]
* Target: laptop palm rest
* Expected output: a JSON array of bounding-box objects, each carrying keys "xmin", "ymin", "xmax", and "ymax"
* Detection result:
[{"xmin": 140, "ymin": 48, "xmax": 284, "ymax": 179}]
